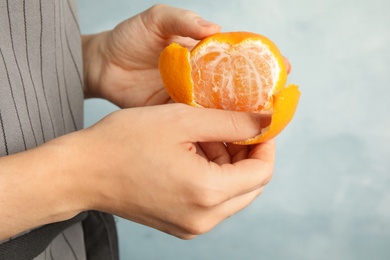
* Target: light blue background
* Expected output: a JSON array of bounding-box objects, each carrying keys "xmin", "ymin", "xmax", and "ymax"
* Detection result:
[{"xmin": 78, "ymin": 0, "xmax": 390, "ymax": 259}]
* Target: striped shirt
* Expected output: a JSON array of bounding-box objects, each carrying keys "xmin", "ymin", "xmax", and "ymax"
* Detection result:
[
  {"xmin": 0, "ymin": 0, "xmax": 84, "ymax": 155},
  {"xmin": 1, "ymin": 0, "xmax": 89, "ymax": 259}
]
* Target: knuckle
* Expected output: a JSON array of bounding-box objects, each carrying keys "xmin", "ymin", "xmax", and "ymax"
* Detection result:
[
  {"xmin": 196, "ymin": 191, "xmax": 221, "ymax": 208},
  {"xmin": 148, "ymin": 3, "xmax": 166, "ymax": 14},
  {"xmin": 190, "ymin": 185, "xmax": 225, "ymax": 208},
  {"xmin": 142, "ymin": 4, "xmax": 167, "ymax": 31},
  {"xmin": 179, "ymin": 216, "xmax": 213, "ymax": 237},
  {"xmin": 178, "ymin": 233, "xmax": 197, "ymax": 240},
  {"xmin": 262, "ymin": 168, "xmax": 274, "ymax": 186},
  {"xmin": 259, "ymin": 159, "xmax": 275, "ymax": 186}
]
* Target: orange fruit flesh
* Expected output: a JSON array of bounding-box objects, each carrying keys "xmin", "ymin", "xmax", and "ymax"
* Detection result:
[
  {"xmin": 158, "ymin": 32, "xmax": 300, "ymax": 144},
  {"xmin": 191, "ymin": 42, "xmax": 279, "ymax": 112}
]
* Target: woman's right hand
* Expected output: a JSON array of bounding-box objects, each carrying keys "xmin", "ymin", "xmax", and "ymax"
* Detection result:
[
  {"xmin": 0, "ymin": 104, "xmax": 275, "ymax": 240},
  {"xmin": 73, "ymin": 104, "xmax": 275, "ymax": 239}
]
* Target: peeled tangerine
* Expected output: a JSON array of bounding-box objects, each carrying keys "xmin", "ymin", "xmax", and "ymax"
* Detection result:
[{"xmin": 158, "ymin": 32, "xmax": 300, "ymax": 144}]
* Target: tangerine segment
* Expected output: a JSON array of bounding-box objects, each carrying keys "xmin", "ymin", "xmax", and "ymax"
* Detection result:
[
  {"xmin": 234, "ymin": 84, "xmax": 301, "ymax": 145},
  {"xmin": 190, "ymin": 33, "xmax": 287, "ymax": 112}
]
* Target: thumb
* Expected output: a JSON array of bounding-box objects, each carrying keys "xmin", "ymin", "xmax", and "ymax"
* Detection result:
[
  {"xmin": 145, "ymin": 4, "xmax": 221, "ymax": 40},
  {"xmin": 179, "ymin": 106, "xmax": 270, "ymax": 143}
]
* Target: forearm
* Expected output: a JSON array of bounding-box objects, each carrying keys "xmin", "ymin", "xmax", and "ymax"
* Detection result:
[{"xmin": 0, "ymin": 134, "xmax": 88, "ymax": 240}]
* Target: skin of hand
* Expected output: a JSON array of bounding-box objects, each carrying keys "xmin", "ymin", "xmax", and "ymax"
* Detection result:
[
  {"xmin": 82, "ymin": 4, "xmax": 221, "ymax": 108},
  {"xmin": 0, "ymin": 104, "xmax": 275, "ymax": 240},
  {"xmin": 0, "ymin": 4, "xmax": 285, "ymax": 241},
  {"xmin": 81, "ymin": 4, "xmax": 291, "ymax": 108}
]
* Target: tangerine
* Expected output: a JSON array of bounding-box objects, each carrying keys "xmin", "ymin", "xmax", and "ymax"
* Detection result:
[{"xmin": 159, "ymin": 32, "xmax": 300, "ymax": 144}]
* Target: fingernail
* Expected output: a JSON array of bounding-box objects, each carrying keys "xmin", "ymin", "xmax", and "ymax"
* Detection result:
[
  {"xmin": 197, "ymin": 19, "xmax": 219, "ymax": 28},
  {"xmin": 283, "ymin": 57, "xmax": 292, "ymax": 74}
]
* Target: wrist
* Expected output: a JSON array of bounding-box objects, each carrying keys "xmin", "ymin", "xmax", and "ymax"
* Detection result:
[
  {"xmin": 82, "ymin": 31, "xmax": 110, "ymax": 99},
  {"xmin": 0, "ymin": 133, "xmax": 88, "ymax": 239},
  {"xmin": 49, "ymin": 127, "xmax": 121, "ymax": 215}
]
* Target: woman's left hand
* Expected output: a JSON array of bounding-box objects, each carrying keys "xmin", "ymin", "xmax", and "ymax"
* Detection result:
[{"xmin": 82, "ymin": 4, "xmax": 221, "ymax": 108}]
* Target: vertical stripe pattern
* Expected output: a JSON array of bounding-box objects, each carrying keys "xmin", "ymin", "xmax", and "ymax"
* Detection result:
[
  {"xmin": 0, "ymin": 0, "xmax": 84, "ymax": 157},
  {"xmin": 0, "ymin": 0, "xmax": 85, "ymax": 259}
]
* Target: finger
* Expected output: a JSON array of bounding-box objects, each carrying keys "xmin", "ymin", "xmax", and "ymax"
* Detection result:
[
  {"xmin": 143, "ymin": 186, "xmax": 264, "ymax": 240},
  {"xmin": 199, "ymin": 142, "xmax": 231, "ymax": 165},
  {"xmin": 181, "ymin": 186, "xmax": 265, "ymax": 238},
  {"xmin": 194, "ymin": 143, "xmax": 207, "ymax": 159},
  {"xmin": 214, "ymin": 186, "xmax": 264, "ymax": 221},
  {"xmin": 220, "ymin": 154, "xmax": 274, "ymax": 194},
  {"xmin": 249, "ymin": 139, "xmax": 275, "ymax": 162},
  {"xmin": 179, "ymin": 106, "xmax": 266, "ymax": 144},
  {"xmin": 247, "ymin": 139, "xmax": 276, "ymax": 186},
  {"xmin": 283, "ymin": 57, "xmax": 291, "ymax": 74},
  {"xmin": 190, "ymin": 143, "xmax": 231, "ymax": 164},
  {"xmin": 145, "ymin": 4, "xmax": 221, "ymax": 40},
  {"xmin": 171, "ymin": 37, "xmax": 200, "ymax": 51},
  {"xmin": 201, "ymin": 139, "xmax": 275, "ymax": 201},
  {"xmin": 226, "ymin": 143, "xmax": 251, "ymax": 163}
]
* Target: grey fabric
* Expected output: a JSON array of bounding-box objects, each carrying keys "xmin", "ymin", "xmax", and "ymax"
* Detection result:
[
  {"xmin": 82, "ymin": 211, "xmax": 119, "ymax": 260},
  {"xmin": 0, "ymin": 0, "xmax": 86, "ymax": 259},
  {"xmin": 0, "ymin": 0, "xmax": 84, "ymax": 157},
  {"xmin": 34, "ymin": 222, "xmax": 87, "ymax": 260},
  {"xmin": 0, "ymin": 212, "xmax": 88, "ymax": 260}
]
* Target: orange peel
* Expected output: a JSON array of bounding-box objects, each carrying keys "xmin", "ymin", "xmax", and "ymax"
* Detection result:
[{"xmin": 159, "ymin": 32, "xmax": 300, "ymax": 144}]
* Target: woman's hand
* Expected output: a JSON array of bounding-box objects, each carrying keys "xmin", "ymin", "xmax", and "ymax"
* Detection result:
[
  {"xmin": 82, "ymin": 4, "xmax": 291, "ymax": 109},
  {"xmin": 82, "ymin": 4, "xmax": 221, "ymax": 108},
  {"xmin": 0, "ymin": 104, "xmax": 274, "ymax": 240},
  {"xmin": 70, "ymin": 104, "xmax": 275, "ymax": 239}
]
